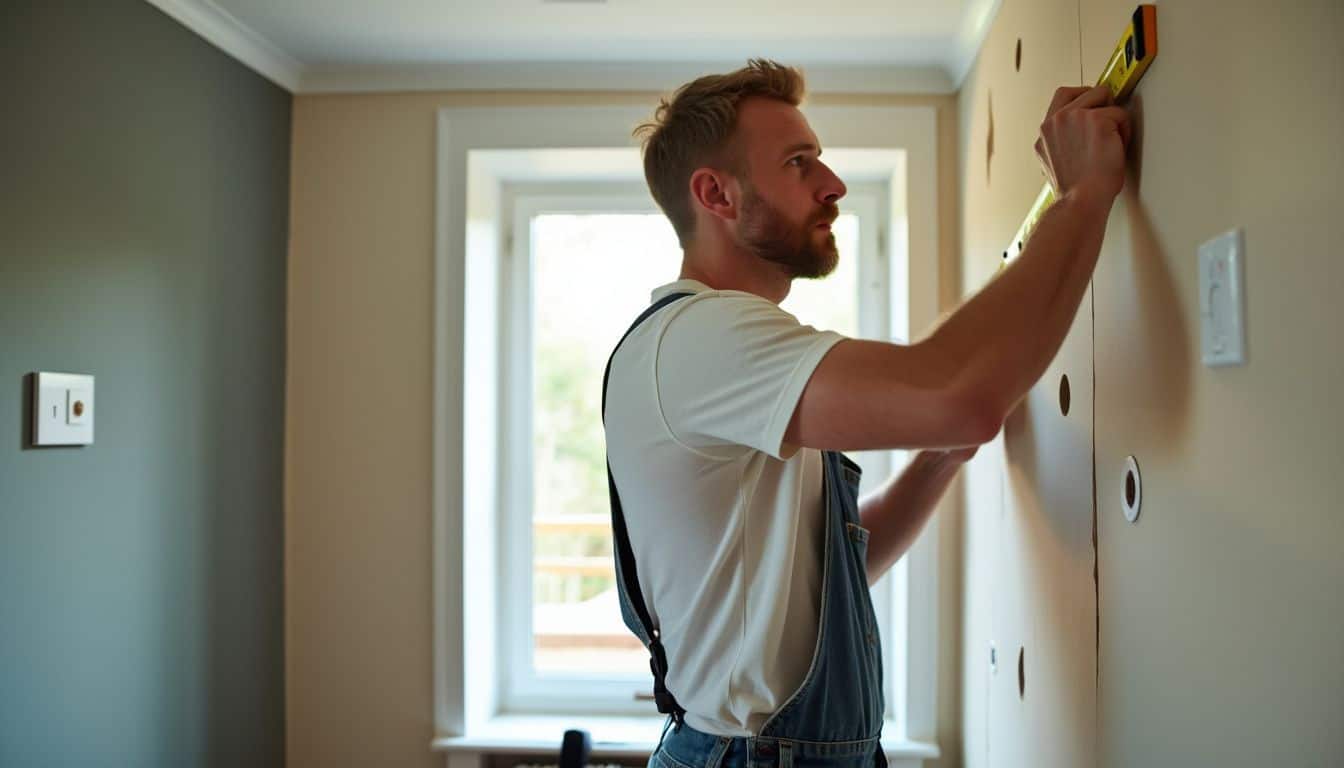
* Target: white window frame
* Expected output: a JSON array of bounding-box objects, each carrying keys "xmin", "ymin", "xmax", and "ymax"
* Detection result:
[
  {"xmin": 432, "ymin": 103, "xmax": 943, "ymax": 766},
  {"xmin": 497, "ymin": 183, "xmax": 890, "ymax": 715}
]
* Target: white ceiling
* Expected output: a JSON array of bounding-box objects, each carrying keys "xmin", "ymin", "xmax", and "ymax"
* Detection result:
[{"xmin": 145, "ymin": 0, "xmax": 1001, "ymax": 93}]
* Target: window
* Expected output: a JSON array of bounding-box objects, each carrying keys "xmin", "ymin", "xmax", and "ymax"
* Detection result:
[
  {"xmin": 441, "ymin": 114, "xmax": 940, "ymax": 759},
  {"xmin": 498, "ymin": 183, "xmax": 900, "ymax": 715}
]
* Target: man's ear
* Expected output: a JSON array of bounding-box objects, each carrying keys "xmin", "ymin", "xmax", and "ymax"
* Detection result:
[{"xmin": 688, "ymin": 167, "xmax": 739, "ymax": 223}]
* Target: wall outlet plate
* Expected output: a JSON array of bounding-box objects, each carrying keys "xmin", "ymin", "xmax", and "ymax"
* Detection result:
[
  {"xmin": 32, "ymin": 372, "xmax": 95, "ymax": 446},
  {"xmin": 1198, "ymin": 228, "xmax": 1247, "ymax": 367}
]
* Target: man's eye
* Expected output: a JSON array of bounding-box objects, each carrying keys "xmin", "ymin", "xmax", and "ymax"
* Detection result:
[{"xmin": 788, "ymin": 156, "xmax": 805, "ymax": 167}]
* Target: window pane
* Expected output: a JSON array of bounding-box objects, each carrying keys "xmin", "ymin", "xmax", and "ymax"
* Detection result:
[{"xmin": 530, "ymin": 213, "xmax": 681, "ymax": 676}]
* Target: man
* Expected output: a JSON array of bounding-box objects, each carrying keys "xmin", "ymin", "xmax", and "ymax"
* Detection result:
[{"xmin": 603, "ymin": 59, "xmax": 1129, "ymax": 768}]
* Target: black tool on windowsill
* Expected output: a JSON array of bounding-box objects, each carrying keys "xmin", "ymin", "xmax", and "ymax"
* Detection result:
[{"xmin": 560, "ymin": 729, "xmax": 592, "ymax": 768}]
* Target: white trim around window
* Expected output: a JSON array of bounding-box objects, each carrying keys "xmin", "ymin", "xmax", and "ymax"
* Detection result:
[{"xmin": 433, "ymin": 102, "xmax": 943, "ymax": 765}]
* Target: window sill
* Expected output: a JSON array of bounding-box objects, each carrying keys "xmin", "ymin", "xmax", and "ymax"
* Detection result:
[{"xmin": 432, "ymin": 715, "xmax": 939, "ymax": 765}]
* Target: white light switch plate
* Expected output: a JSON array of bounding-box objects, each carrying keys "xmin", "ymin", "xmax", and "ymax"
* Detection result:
[
  {"xmin": 33, "ymin": 372, "xmax": 95, "ymax": 446},
  {"xmin": 1198, "ymin": 229, "xmax": 1247, "ymax": 367}
]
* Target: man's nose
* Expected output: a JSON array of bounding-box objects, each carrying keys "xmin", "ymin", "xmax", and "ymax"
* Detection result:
[{"xmin": 818, "ymin": 163, "xmax": 847, "ymax": 204}]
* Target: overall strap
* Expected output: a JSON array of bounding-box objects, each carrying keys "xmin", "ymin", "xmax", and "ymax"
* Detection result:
[{"xmin": 601, "ymin": 291, "xmax": 694, "ymax": 727}]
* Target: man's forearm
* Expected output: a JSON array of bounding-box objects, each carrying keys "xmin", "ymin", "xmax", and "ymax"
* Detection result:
[
  {"xmin": 858, "ymin": 451, "xmax": 965, "ymax": 585},
  {"xmin": 926, "ymin": 189, "xmax": 1112, "ymax": 419}
]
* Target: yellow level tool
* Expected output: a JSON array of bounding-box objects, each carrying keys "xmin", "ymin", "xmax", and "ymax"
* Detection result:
[{"xmin": 1001, "ymin": 4, "xmax": 1158, "ymax": 266}]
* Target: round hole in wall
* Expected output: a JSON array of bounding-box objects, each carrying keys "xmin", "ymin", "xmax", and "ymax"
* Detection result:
[
  {"xmin": 1015, "ymin": 39, "xmax": 1023, "ymax": 72},
  {"xmin": 1059, "ymin": 374, "xmax": 1071, "ymax": 416},
  {"xmin": 1123, "ymin": 455, "xmax": 1143, "ymax": 523},
  {"xmin": 1017, "ymin": 647, "xmax": 1025, "ymax": 699}
]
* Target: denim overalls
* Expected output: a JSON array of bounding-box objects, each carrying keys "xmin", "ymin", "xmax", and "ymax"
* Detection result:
[{"xmin": 603, "ymin": 292, "xmax": 887, "ymax": 768}]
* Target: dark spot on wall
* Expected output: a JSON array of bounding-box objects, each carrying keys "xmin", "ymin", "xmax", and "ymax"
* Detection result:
[
  {"xmin": 986, "ymin": 90, "xmax": 995, "ymax": 185},
  {"xmin": 1018, "ymin": 646, "xmax": 1026, "ymax": 699}
]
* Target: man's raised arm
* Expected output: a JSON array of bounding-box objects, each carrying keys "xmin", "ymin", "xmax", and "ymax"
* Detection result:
[{"xmin": 784, "ymin": 85, "xmax": 1130, "ymax": 453}]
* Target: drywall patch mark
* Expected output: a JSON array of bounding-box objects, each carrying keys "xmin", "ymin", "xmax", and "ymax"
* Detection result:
[{"xmin": 986, "ymin": 90, "xmax": 995, "ymax": 186}]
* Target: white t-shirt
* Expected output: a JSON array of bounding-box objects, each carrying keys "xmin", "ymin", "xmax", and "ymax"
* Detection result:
[{"xmin": 604, "ymin": 278, "xmax": 847, "ymax": 736}]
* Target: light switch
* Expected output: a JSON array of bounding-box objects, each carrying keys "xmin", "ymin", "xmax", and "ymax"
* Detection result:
[
  {"xmin": 33, "ymin": 372, "xmax": 95, "ymax": 446},
  {"xmin": 1198, "ymin": 228, "xmax": 1247, "ymax": 367}
]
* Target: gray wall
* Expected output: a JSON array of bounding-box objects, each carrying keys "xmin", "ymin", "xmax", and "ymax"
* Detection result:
[{"xmin": 1, "ymin": 2, "xmax": 289, "ymax": 765}]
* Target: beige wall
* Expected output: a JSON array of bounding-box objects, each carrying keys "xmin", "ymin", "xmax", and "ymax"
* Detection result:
[
  {"xmin": 958, "ymin": 2, "xmax": 1343, "ymax": 766},
  {"xmin": 287, "ymin": 88, "xmax": 961, "ymax": 767}
]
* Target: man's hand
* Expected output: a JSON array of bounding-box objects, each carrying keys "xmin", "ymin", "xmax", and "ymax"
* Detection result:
[{"xmin": 1034, "ymin": 85, "xmax": 1132, "ymax": 205}]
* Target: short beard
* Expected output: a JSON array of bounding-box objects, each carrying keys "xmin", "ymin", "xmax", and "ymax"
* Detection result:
[{"xmin": 737, "ymin": 185, "xmax": 840, "ymax": 280}]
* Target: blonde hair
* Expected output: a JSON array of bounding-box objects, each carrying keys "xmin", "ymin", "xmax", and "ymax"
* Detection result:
[{"xmin": 635, "ymin": 59, "xmax": 806, "ymax": 247}]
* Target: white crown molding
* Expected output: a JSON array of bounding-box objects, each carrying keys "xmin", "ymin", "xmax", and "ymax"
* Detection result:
[
  {"xmin": 300, "ymin": 61, "xmax": 954, "ymax": 95},
  {"xmin": 142, "ymin": 0, "xmax": 982, "ymax": 95},
  {"xmin": 143, "ymin": 0, "xmax": 303, "ymax": 91},
  {"xmin": 949, "ymin": 0, "xmax": 1003, "ymax": 88}
]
